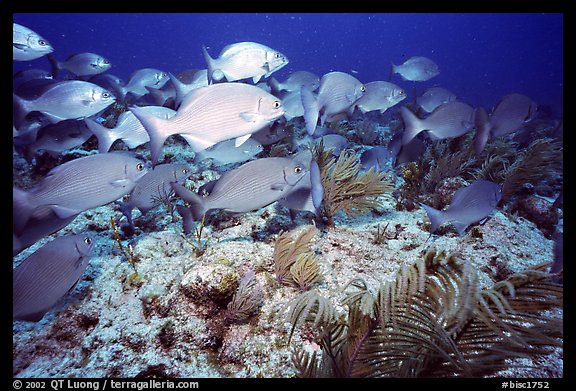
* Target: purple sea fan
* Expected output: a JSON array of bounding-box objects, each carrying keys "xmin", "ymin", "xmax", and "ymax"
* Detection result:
[{"xmin": 225, "ymin": 270, "xmax": 264, "ymax": 324}]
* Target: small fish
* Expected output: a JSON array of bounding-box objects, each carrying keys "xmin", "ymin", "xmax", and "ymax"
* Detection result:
[
  {"xmin": 360, "ymin": 146, "xmax": 393, "ymax": 172},
  {"xmin": 420, "ymin": 179, "xmax": 502, "ymax": 235},
  {"xmin": 117, "ymin": 163, "xmax": 192, "ymax": 225},
  {"xmin": 48, "ymin": 52, "xmax": 112, "ymax": 77},
  {"xmin": 488, "ymin": 93, "xmax": 538, "ymax": 137},
  {"xmin": 416, "ymin": 87, "xmax": 457, "ymax": 113},
  {"xmin": 354, "ymin": 81, "xmax": 406, "ymax": 114},
  {"xmin": 203, "ymin": 42, "xmax": 289, "ymax": 84},
  {"xmin": 89, "ymin": 73, "xmax": 126, "ymax": 100},
  {"xmin": 193, "ymin": 138, "xmax": 263, "ymax": 167},
  {"xmin": 392, "ymin": 134, "xmax": 426, "ymax": 166},
  {"xmin": 124, "ymin": 68, "xmax": 169, "ymax": 100},
  {"xmin": 400, "ymin": 101, "xmax": 475, "ymax": 145},
  {"xmin": 269, "ymin": 71, "xmax": 320, "ymax": 94},
  {"xmin": 13, "ymin": 152, "xmax": 148, "ymax": 233},
  {"xmin": 85, "ymin": 106, "xmax": 176, "ymax": 153},
  {"xmin": 473, "ymin": 107, "xmax": 491, "ymax": 155},
  {"xmin": 13, "ymin": 234, "xmax": 94, "ymax": 322},
  {"xmin": 130, "ymin": 82, "xmax": 284, "ymax": 165},
  {"xmin": 13, "ymin": 80, "xmax": 116, "ymax": 128},
  {"xmin": 391, "ymin": 56, "xmax": 439, "ymax": 82},
  {"xmin": 301, "ymin": 71, "xmax": 365, "ymax": 135},
  {"xmin": 13, "ymin": 119, "xmax": 93, "ymax": 161},
  {"xmin": 251, "ymin": 120, "xmax": 292, "ymax": 146},
  {"xmin": 171, "ymin": 155, "xmax": 308, "ymax": 220},
  {"xmin": 293, "ymin": 133, "xmax": 349, "ymax": 157},
  {"xmin": 13, "ymin": 69, "xmax": 53, "ymax": 91},
  {"xmin": 13, "ymin": 23, "xmax": 53, "ymax": 61}
]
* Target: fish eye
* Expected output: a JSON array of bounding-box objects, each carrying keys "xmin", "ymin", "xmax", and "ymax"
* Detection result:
[
  {"xmin": 136, "ymin": 162, "xmax": 145, "ymax": 171},
  {"xmin": 294, "ymin": 166, "xmax": 303, "ymax": 174},
  {"xmin": 360, "ymin": 85, "xmax": 366, "ymax": 92},
  {"xmin": 102, "ymin": 92, "xmax": 110, "ymax": 98},
  {"xmin": 272, "ymin": 100, "xmax": 281, "ymax": 109},
  {"xmin": 274, "ymin": 53, "xmax": 281, "ymax": 58},
  {"xmin": 182, "ymin": 169, "xmax": 188, "ymax": 174},
  {"xmin": 84, "ymin": 237, "xmax": 92, "ymax": 246},
  {"xmin": 103, "ymin": 59, "xmax": 110, "ymax": 64},
  {"xmin": 38, "ymin": 40, "xmax": 47, "ymax": 46}
]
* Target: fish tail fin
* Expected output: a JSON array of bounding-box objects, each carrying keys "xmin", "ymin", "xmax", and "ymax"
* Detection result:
[
  {"xmin": 400, "ymin": 106, "xmax": 424, "ymax": 145},
  {"xmin": 13, "ymin": 187, "xmax": 32, "ymax": 235},
  {"xmin": 310, "ymin": 158, "xmax": 324, "ymax": 212},
  {"xmin": 116, "ymin": 201, "xmax": 134, "ymax": 226},
  {"xmin": 419, "ymin": 202, "xmax": 445, "ymax": 233},
  {"xmin": 176, "ymin": 205, "xmax": 195, "ymax": 235},
  {"xmin": 389, "ymin": 62, "xmax": 396, "ymax": 80},
  {"xmin": 300, "ymin": 86, "xmax": 319, "ymax": 136},
  {"xmin": 129, "ymin": 105, "xmax": 171, "ymax": 166},
  {"xmin": 84, "ymin": 118, "xmax": 117, "ymax": 153},
  {"xmin": 473, "ymin": 107, "xmax": 491, "ymax": 155},
  {"xmin": 170, "ymin": 182, "xmax": 207, "ymax": 221},
  {"xmin": 202, "ymin": 45, "xmax": 216, "ymax": 85},
  {"xmin": 168, "ymin": 72, "xmax": 186, "ymax": 107},
  {"xmin": 268, "ymin": 77, "xmax": 281, "ymax": 94},
  {"xmin": 13, "ymin": 93, "xmax": 31, "ymax": 130},
  {"xmin": 47, "ymin": 53, "xmax": 60, "ymax": 78}
]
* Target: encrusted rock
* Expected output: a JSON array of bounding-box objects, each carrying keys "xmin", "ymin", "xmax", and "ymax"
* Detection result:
[
  {"xmin": 180, "ymin": 263, "xmax": 239, "ymax": 307},
  {"xmin": 433, "ymin": 177, "xmax": 469, "ymax": 209},
  {"xmin": 512, "ymin": 195, "xmax": 559, "ymax": 238}
]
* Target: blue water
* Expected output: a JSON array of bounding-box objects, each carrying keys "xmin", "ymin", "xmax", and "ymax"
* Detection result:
[{"xmin": 13, "ymin": 13, "xmax": 563, "ymax": 116}]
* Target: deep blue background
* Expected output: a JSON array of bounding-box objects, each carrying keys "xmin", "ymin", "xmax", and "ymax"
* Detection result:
[{"xmin": 13, "ymin": 13, "xmax": 563, "ymax": 116}]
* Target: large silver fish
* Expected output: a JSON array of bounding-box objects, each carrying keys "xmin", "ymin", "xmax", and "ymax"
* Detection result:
[
  {"xmin": 416, "ymin": 87, "xmax": 457, "ymax": 113},
  {"xmin": 420, "ymin": 179, "xmax": 502, "ymax": 235},
  {"xmin": 301, "ymin": 71, "xmax": 365, "ymax": 135},
  {"xmin": 49, "ymin": 52, "xmax": 111, "ymax": 78},
  {"xmin": 13, "ymin": 80, "xmax": 116, "ymax": 128},
  {"xmin": 117, "ymin": 163, "xmax": 191, "ymax": 226},
  {"xmin": 354, "ymin": 81, "xmax": 406, "ymax": 114},
  {"xmin": 13, "ymin": 23, "xmax": 53, "ymax": 61},
  {"xmin": 13, "ymin": 152, "xmax": 149, "ymax": 233},
  {"xmin": 129, "ymin": 82, "xmax": 285, "ymax": 165},
  {"xmin": 269, "ymin": 70, "xmax": 320, "ymax": 94},
  {"xmin": 171, "ymin": 155, "xmax": 308, "ymax": 220},
  {"xmin": 400, "ymin": 101, "xmax": 475, "ymax": 145},
  {"xmin": 391, "ymin": 56, "xmax": 440, "ymax": 82},
  {"xmin": 203, "ymin": 42, "xmax": 289, "ymax": 84},
  {"xmin": 85, "ymin": 106, "xmax": 176, "ymax": 153},
  {"xmin": 13, "ymin": 234, "xmax": 94, "ymax": 322}
]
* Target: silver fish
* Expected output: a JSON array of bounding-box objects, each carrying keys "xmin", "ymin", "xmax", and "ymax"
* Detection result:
[
  {"xmin": 49, "ymin": 52, "xmax": 112, "ymax": 77},
  {"xmin": 130, "ymin": 82, "xmax": 285, "ymax": 165},
  {"xmin": 488, "ymin": 93, "xmax": 538, "ymax": 137},
  {"xmin": 14, "ymin": 119, "xmax": 93, "ymax": 161},
  {"xmin": 13, "ymin": 210, "xmax": 78, "ymax": 256},
  {"xmin": 391, "ymin": 56, "xmax": 440, "ymax": 82},
  {"xmin": 124, "ymin": 68, "xmax": 169, "ymax": 99},
  {"xmin": 293, "ymin": 133, "xmax": 349, "ymax": 157},
  {"xmin": 416, "ymin": 87, "xmax": 457, "ymax": 113},
  {"xmin": 89, "ymin": 73, "xmax": 126, "ymax": 100},
  {"xmin": 281, "ymin": 90, "xmax": 305, "ymax": 121},
  {"xmin": 354, "ymin": 81, "xmax": 406, "ymax": 114},
  {"xmin": 269, "ymin": 71, "xmax": 320, "ymax": 94},
  {"xmin": 117, "ymin": 163, "xmax": 191, "ymax": 225},
  {"xmin": 360, "ymin": 146, "xmax": 393, "ymax": 172},
  {"xmin": 251, "ymin": 120, "xmax": 292, "ymax": 146},
  {"xmin": 400, "ymin": 101, "xmax": 475, "ymax": 145},
  {"xmin": 420, "ymin": 179, "xmax": 502, "ymax": 235},
  {"xmin": 301, "ymin": 71, "xmax": 365, "ymax": 135},
  {"xmin": 13, "ymin": 80, "xmax": 116, "ymax": 128},
  {"xmin": 13, "ymin": 234, "xmax": 94, "ymax": 322},
  {"xmin": 171, "ymin": 156, "xmax": 308, "ymax": 220},
  {"xmin": 85, "ymin": 106, "xmax": 176, "ymax": 153},
  {"xmin": 194, "ymin": 138, "xmax": 263, "ymax": 167},
  {"xmin": 13, "ymin": 152, "xmax": 149, "ymax": 233},
  {"xmin": 203, "ymin": 42, "xmax": 289, "ymax": 84},
  {"xmin": 13, "ymin": 23, "xmax": 53, "ymax": 61},
  {"xmin": 13, "ymin": 69, "xmax": 53, "ymax": 91}
]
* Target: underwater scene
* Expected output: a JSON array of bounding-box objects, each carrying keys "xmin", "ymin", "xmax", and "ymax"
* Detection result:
[{"xmin": 13, "ymin": 13, "xmax": 563, "ymax": 378}]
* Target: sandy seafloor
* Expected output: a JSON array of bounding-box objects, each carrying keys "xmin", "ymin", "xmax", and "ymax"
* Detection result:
[{"xmin": 12, "ymin": 135, "xmax": 563, "ymax": 379}]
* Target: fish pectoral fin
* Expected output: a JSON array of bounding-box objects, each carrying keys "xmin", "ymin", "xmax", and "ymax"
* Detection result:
[
  {"xmin": 239, "ymin": 112, "xmax": 261, "ymax": 123},
  {"xmin": 110, "ymin": 179, "xmax": 131, "ymax": 188},
  {"xmin": 50, "ymin": 204, "xmax": 81, "ymax": 219},
  {"xmin": 234, "ymin": 134, "xmax": 251, "ymax": 147},
  {"xmin": 13, "ymin": 43, "xmax": 28, "ymax": 50}
]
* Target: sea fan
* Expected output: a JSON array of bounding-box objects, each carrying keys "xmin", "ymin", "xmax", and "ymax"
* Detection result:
[
  {"xmin": 225, "ymin": 270, "xmax": 264, "ymax": 323},
  {"xmin": 273, "ymin": 226, "xmax": 317, "ymax": 286},
  {"xmin": 289, "ymin": 249, "xmax": 563, "ymax": 377}
]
